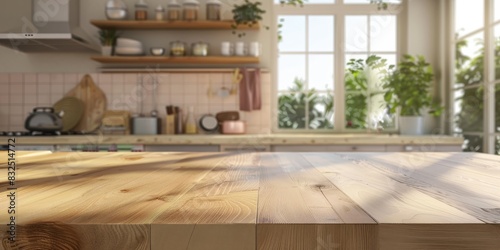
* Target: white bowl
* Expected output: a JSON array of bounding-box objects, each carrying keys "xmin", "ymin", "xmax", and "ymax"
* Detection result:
[
  {"xmin": 115, "ymin": 47, "xmax": 144, "ymax": 56},
  {"xmin": 116, "ymin": 38, "xmax": 142, "ymax": 48}
]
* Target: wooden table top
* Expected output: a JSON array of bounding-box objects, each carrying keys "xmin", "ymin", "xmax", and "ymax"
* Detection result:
[{"xmin": 1, "ymin": 151, "xmax": 499, "ymax": 250}]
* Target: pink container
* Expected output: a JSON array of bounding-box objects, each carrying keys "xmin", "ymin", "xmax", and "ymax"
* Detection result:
[{"xmin": 222, "ymin": 120, "xmax": 246, "ymax": 134}]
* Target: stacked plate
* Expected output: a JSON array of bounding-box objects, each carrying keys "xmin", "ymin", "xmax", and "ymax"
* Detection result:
[{"xmin": 115, "ymin": 38, "xmax": 144, "ymax": 56}]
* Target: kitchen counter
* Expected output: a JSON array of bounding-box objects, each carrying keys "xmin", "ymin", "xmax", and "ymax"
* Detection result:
[
  {"xmin": 1, "ymin": 151, "xmax": 499, "ymax": 249},
  {"xmin": 0, "ymin": 134, "xmax": 463, "ymax": 146}
]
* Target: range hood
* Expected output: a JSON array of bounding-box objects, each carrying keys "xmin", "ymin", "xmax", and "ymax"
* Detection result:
[{"xmin": 0, "ymin": 0, "xmax": 99, "ymax": 52}]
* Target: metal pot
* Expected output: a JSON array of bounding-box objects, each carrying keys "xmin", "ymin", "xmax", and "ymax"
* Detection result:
[{"xmin": 191, "ymin": 41, "xmax": 208, "ymax": 56}]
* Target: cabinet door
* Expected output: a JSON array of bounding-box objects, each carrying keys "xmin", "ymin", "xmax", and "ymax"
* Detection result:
[
  {"xmin": 386, "ymin": 145, "xmax": 462, "ymax": 152},
  {"xmin": 144, "ymin": 145, "xmax": 219, "ymax": 152},
  {"xmin": 272, "ymin": 145, "xmax": 386, "ymax": 152},
  {"xmin": 220, "ymin": 145, "xmax": 270, "ymax": 152}
]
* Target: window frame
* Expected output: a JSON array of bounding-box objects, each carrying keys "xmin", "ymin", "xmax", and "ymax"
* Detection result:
[
  {"xmin": 272, "ymin": 0, "xmax": 406, "ymax": 133},
  {"xmin": 449, "ymin": 0, "xmax": 499, "ymax": 154}
]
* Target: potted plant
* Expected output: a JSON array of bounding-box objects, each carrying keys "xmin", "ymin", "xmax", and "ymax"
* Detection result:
[
  {"xmin": 230, "ymin": 0, "xmax": 303, "ymax": 38},
  {"xmin": 383, "ymin": 54, "xmax": 442, "ymax": 135},
  {"xmin": 98, "ymin": 29, "xmax": 120, "ymax": 56}
]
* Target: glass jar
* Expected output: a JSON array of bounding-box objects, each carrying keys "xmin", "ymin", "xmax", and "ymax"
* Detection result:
[
  {"xmin": 191, "ymin": 41, "xmax": 209, "ymax": 56},
  {"xmin": 170, "ymin": 41, "xmax": 186, "ymax": 56},
  {"xmin": 167, "ymin": 0, "xmax": 181, "ymax": 21},
  {"xmin": 135, "ymin": 0, "xmax": 148, "ymax": 20},
  {"xmin": 155, "ymin": 5, "xmax": 165, "ymax": 21},
  {"xmin": 182, "ymin": 0, "xmax": 199, "ymax": 21},
  {"xmin": 206, "ymin": 0, "xmax": 221, "ymax": 21}
]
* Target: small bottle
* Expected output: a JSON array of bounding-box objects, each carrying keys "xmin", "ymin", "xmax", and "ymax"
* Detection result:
[
  {"xmin": 184, "ymin": 106, "xmax": 197, "ymax": 134},
  {"xmin": 135, "ymin": 0, "xmax": 148, "ymax": 20},
  {"xmin": 167, "ymin": 0, "xmax": 181, "ymax": 21},
  {"xmin": 155, "ymin": 5, "xmax": 165, "ymax": 21}
]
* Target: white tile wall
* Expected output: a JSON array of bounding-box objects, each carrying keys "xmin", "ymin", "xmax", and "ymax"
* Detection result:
[{"xmin": 0, "ymin": 72, "xmax": 272, "ymax": 134}]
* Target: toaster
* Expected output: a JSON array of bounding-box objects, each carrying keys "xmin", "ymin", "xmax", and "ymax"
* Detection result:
[{"xmin": 130, "ymin": 117, "xmax": 161, "ymax": 135}]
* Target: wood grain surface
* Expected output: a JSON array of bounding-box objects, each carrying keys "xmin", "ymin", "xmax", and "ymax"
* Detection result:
[
  {"xmin": 64, "ymin": 74, "xmax": 107, "ymax": 133},
  {"xmin": 0, "ymin": 152, "xmax": 499, "ymax": 250}
]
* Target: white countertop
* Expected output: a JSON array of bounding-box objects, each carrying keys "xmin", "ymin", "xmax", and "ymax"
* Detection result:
[{"xmin": 0, "ymin": 134, "xmax": 464, "ymax": 146}]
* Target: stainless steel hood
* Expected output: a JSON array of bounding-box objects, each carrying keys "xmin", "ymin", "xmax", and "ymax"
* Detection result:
[{"xmin": 0, "ymin": 0, "xmax": 99, "ymax": 52}]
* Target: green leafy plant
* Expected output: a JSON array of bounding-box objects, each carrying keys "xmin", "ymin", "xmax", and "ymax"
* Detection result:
[
  {"xmin": 370, "ymin": 0, "xmax": 388, "ymax": 10},
  {"xmin": 278, "ymin": 78, "xmax": 333, "ymax": 129},
  {"xmin": 383, "ymin": 54, "xmax": 442, "ymax": 117},
  {"xmin": 345, "ymin": 55, "xmax": 391, "ymax": 129},
  {"xmin": 98, "ymin": 29, "xmax": 120, "ymax": 46},
  {"xmin": 231, "ymin": 0, "xmax": 304, "ymax": 38}
]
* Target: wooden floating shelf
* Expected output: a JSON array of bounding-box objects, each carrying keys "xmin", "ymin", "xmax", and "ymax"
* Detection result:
[
  {"xmin": 90, "ymin": 20, "xmax": 259, "ymax": 30},
  {"xmin": 91, "ymin": 56, "xmax": 260, "ymax": 65}
]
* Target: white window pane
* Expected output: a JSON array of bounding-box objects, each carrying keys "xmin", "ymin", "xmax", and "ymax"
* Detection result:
[
  {"xmin": 308, "ymin": 54, "xmax": 334, "ymax": 91},
  {"xmin": 345, "ymin": 54, "xmax": 368, "ymax": 66},
  {"xmin": 455, "ymin": 32, "xmax": 484, "ymax": 86},
  {"xmin": 309, "ymin": 16, "xmax": 334, "ymax": 52},
  {"xmin": 279, "ymin": 16, "xmax": 306, "ymax": 52},
  {"xmin": 370, "ymin": 15, "xmax": 397, "ymax": 52},
  {"xmin": 455, "ymin": 0, "xmax": 484, "ymax": 37},
  {"xmin": 346, "ymin": 16, "xmax": 368, "ymax": 52},
  {"xmin": 496, "ymin": 0, "xmax": 500, "ymax": 21},
  {"xmin": 278, "ymin": 54, "xmax": 306, "ymax": 91}
]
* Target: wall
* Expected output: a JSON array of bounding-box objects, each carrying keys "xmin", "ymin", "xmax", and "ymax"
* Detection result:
[
  {"xmin": 0, "ymin": 0, "xmax": 273, "ymax": 73},
  {"xmin": 0, "ymin": 72, "xmax": 272, "ymax": 134}
]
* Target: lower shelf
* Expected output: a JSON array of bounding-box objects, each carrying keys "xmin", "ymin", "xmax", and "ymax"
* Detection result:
[{"xmin": 91, "ymin": 56, "xmax": 260, "ymax": 65}]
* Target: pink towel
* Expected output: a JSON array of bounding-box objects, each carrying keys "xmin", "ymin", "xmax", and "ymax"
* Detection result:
[{"xmin": 239, "ymin": 68, "xmax": 261, "ymax": 111}]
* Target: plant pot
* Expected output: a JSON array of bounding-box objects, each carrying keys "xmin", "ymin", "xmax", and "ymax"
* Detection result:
[
  {"xmin": 101, "ymin": 46, "xmax": 112, "ymax": 56},
  {"xmin": 399, "ymin": 116, "xmax": 424, "ymax": 135}
]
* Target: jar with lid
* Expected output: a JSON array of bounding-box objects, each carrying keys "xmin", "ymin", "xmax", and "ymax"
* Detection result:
[
  {"xmin": 167, "ymin": 0, "xmax": 181, "ymax": 21},
  {"xmin": 170, "ymin": 41, "xmax": 187, "ymax": 56},
  {"xmin": 191, "ymin": 41, "xmax": 209, "ymax": 56},
  {"xmin": 182, "ymin": 0, "xmax": 199, "ymax": 21},
  {"xmin": 135, "ymin": 0, "xmax": 148, "ymax": 20},
  {"xmin": 155, "ymin": 5, "xmax": 165, "ymax": 21},
  {"xmin": 206, "ymin": 0, "xmax": 221, "ymax": 21}
]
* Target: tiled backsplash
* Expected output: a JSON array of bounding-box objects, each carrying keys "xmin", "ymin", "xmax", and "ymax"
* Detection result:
[{"xmin": 0, "ymin": 72, "xmax": 272, "ymax": 134}]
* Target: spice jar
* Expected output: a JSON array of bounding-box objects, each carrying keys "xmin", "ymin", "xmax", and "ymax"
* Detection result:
[
  {"xmin": 155, "ymin": 5, "xmax": 165, "ymax": 21},
  {"xmin": 182, "ymin": 0, "xmax": 199, "ymax": 21},
  {"xmin": 135, "ymin": 0, "xmax": 148, "ymax": 20},
  {"xmin": 206, "ymin": 0, "xmax": 221, "ymax": 21},
  {"xmin": 170, "ymin": 41, "xmax": 186, "ymax": 56},
  {"xmin": 167, "ymin": 0, "xmax": 181, "ymax": 21}
]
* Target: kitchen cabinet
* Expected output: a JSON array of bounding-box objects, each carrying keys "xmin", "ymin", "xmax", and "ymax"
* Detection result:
[
  {"xmin": 272, "ymin": 145, "xmax": 386, "ymax": 152},
  {"xmin": 144, "ymin": 145, "xmax": 219, "ymax": 152},
  {"xmin": 90, "ymin": 20, "xmax": 260, "ymax": 66}
]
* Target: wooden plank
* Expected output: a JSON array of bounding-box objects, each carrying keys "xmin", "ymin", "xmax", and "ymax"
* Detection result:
[
  {"xmin": 91, "ymin": 56, "xmax": 260, "ymax": 65},
  {"xmin": 379, "ymin": 224, "xmax": 500, "ymax": 250},
  {"xmin": 257, "ymin": 224, "xmax": 378, "ymax": 250},
  {"xmin": 1, "ymin": 224, "xmax": 150, "ymax": 250},
  {"xmin": 352, "ymin": 152, "xmax": 500, "ymax": 223},
  {"xmin": 302, "ymin": 153, "xmax": 483, "ymax": 224},
  {"xmin": 256, "ymin": 153, "xmax": 376, "ymax": 250},
  {"xmin": 90, "ymin": 20, "xmax": 259, "ymax": 30},
  {"xmin": 152, "ymin": 153, "xmax": 260, "ymax": 250}
]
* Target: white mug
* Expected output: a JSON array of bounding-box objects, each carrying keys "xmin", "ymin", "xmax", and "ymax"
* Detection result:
[
  {"xmin": 235, "ymin": 42, "xmax": 247, "ymax": 56},
  {"xmin": 221, "ymin": 42, "xmax": 233, "ymax": 56},
  {"xmin": 249, "ymin": 42, "xmax": 260, "ymax": 57}
]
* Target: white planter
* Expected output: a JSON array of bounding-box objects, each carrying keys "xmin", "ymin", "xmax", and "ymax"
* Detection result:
[
  {"xmin": 101, "ymin": 46, "xmax": 112, "ymax": 56},
  {"xmin": 399, "ymin": 116, "xmax": 424, "ymax": 135}
]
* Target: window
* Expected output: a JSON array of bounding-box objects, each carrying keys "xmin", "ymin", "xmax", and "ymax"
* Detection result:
[
  {"xmin": 274, "ymin": 1, "xmax": 402, "ymax": 132},
  {"xmin": 452, "ymin": 0, "xmax": 500, "ymax": 154}
]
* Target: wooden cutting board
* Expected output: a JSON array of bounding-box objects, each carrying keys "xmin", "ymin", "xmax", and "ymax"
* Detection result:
[{"xmin": 65, "ymin": 74, "xmax": 107, "ymax": 133}]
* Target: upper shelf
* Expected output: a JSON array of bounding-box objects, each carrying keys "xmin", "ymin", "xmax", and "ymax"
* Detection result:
[
  {"xmin": 91, "ymin": 56, "xmax": 260, "ymax": 65},
  {"xmin": 90, "ymin": 20, "xmax": 260, "ymax": 30}
]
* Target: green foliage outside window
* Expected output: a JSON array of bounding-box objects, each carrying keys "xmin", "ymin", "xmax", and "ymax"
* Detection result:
[
  {"xmin": 278, "ymin": 79, "xmax": 333, "ymax": 129},
  {"xmin": 455, "ymin": 38, "xmax": 500, "ymax": 153}
]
